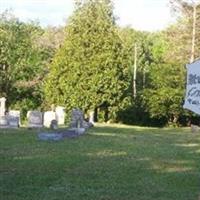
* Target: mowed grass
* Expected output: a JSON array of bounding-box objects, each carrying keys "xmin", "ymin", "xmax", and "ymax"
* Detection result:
[{"xmin": 0, "ymin": 124, "xmax": 200, "ymax": 200}]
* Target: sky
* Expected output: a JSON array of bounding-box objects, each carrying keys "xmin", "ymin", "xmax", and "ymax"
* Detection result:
[{"xmin": 0, "ymin": 0, "xmax": 176, "ymax": 32}]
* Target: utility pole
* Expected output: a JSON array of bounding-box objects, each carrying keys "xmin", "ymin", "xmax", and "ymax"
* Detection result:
[{"xmin": 133, "ymin": 43, "xmax": 137, "ymax": 99}]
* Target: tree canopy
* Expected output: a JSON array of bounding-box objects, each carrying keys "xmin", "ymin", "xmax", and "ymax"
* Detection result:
[
  {"xmin": 44, "ymin": 0, "xmax": 130, "ymax": 121},
  {"xmin": 0, "ymin": 11, "xmax": 46, "ymax": 115}
]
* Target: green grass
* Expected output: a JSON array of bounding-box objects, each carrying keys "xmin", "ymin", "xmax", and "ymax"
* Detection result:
[{"xmin": 0, "ymin": 124, "xmax": 200, "ymax": 200}]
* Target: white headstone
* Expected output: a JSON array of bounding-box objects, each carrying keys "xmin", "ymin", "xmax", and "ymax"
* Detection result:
[
  {"xmin": 0, "ymin": 97, "xmax": 6, "ymax": 117},
  {"xmin": 0, "ymin": 97, "xmax": 8, "ymax": 127},
  {"xmin": 89, "ymin": 111, "xmax": 95, "ymax": 124},
  {"xmin": 0, "ymin": 116, "xmax": 8, "ymax": 126},
  {"xmin": 27, "ymin": 111, "xmax": 43, "ymax": 128},
  {"xmin": 55, "ymin": 106, "xmax": 65, "ymax": 125},
  {"xmin": 43, "ymin": 111, "xmax": 56, "ymax": 128}
]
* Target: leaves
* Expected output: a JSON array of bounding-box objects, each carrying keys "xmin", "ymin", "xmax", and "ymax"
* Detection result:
[
  {"xmin": 44, "ymin": 0, "xmax": 130, "ymax": 121},
  {"xmin": 0, "ymin": 11, "xmax": 46, "ymax": 113}
]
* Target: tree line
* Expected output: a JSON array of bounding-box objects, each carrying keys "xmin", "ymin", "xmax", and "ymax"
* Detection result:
[{"xmin": 0, "ymin": 0, "xmax": 199, "ymax": 126}]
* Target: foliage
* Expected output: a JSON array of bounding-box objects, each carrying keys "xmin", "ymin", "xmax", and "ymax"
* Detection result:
[
  {"xmin": 169, "ymin": 0, "xmax": 200, "ymax": 62},
  {"xmin": 36, "ymin": 26, "xmax": 65, "ymax": 64},
  {"xmin": 141, "ymin": 33, "xmax": 186, "ymax": 125},
  {"xmin": 0, "ymin": 11, "xmax": 46, "ymax": 115},
  {"xmin": 1, "ymin": 0, "xmax": 200, "ymax": 126},
  {"xmin": 118, "ymin": 28, "xmax": 155, "ymax": 92},
  {"xmin": 44, "ymin": 0, "xmax": 130, "ymax": 121}
]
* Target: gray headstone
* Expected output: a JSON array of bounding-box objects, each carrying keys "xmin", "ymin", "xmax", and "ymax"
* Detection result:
[
  {"xmin": 69, "ymin": 108, "xmax": 92, "ymax": 129},
  {"xmin": 69, "ymin": 108, "xmax": 84, "ymax": 128},
  {"xmin": 38, "ymin": 132, "xmax": 63, "ymax": 141},
  {"xmin": 27, "ymin": 111, "xmax": 43, "ymax": 128},
  {"xmin": 8, "ymin": 110, "xmax": 20, "ymax": 127}
]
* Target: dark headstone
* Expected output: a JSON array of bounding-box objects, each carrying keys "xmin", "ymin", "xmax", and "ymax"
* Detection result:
[
  {"xmin": 70, "ymin": 108, "xmax": 94, "ymax": 129},
  {"xmin": 50, "ymin": 119, "xmax": 58, "ymax": 130}
]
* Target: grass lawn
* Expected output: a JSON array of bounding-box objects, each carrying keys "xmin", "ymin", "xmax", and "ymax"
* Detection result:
[{"xmin": 0, "ymin": 124, "xmax": 200, "ymax": 200}]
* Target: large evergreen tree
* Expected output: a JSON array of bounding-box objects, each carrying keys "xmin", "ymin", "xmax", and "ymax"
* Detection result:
[{"xmin": 44, "ymin": 0, "xmax": 130, "ymax": 121}]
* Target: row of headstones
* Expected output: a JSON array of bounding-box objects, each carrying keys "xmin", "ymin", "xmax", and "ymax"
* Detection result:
[
  {"xmin": 0, "ymin": 109, "xmax": 93, "ymax": 130},
  {"xmin": 27, "ymin": 107, "xmax": 65, "ymax": 128},
  {"xmin": 0, "ymin": 97, "xmax": 20, "ymax": 128},
  {"xmin": 0, "ymin": 106, "xmax": 65, "ymax": 128},
  {"xmin": 0, "ymin": 97, "xmax": 94, "ymax": 129},
  {"xmin": 28, "ymin": 108, "xmax": 94, "ymax": 129},
  {"xmin": 0, "ymin": 110, "xmax": 20, "ymax": 128}
]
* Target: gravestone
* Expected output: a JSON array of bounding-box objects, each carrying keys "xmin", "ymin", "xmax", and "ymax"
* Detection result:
[
  {"xmin": 8, "ymin": 110, "xmax": 20, "ymax": 127},
  {"xmin": 43, "ymin": 111, "xmax": 56, "ymax": 128},
  {"xmin": 0, "ymin": 97, "xmax": 6, "ymax": 117},
  {"xmin": 69, "ymin": 108, "xmax": 84, "ymax": 128},
  {"xmin": 38, "ymin": 132, "xmax": 63, "ymax": 141},
  {"xmin": 0, "ymin": 116, "xmax": 8, "ymax": 126},
  {"xmin": 55, "ymin": 106, "xmax": 65, "ymax": 125},
  {"xmin": 89, "ymin": 111, "xmax": 95, "ymax": 125},
  {"xmin": 27, "ymin": 111, "xmax": 43, "ymax": 128},
  {"xmin": 50, "ymin": 119, "xmax": 58, "ymax": 130},
  {"xmin": 191, "ymin": 124, "xmax": 200, "ymax": 133},
  {"xmin": 69, "ymin": 108, "xmax": 93, "ymax": 129},
  {"xmin": 38, "ymin": 127, "xmax": 86, "ymax": 141},
  {"xmin": 0, "ymin": 97, "xmax": 8, "ymax": 127}
]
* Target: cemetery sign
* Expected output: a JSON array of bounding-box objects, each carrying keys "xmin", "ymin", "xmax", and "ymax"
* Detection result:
[{"xmin": 183, "ymin": 59, "xmax": 200, "ymax": 115}]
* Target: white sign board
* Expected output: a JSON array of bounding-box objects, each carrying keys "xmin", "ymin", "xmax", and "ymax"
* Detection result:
[{"xmin": 183, "ymin": 59, "xmax": 200, "ymax": 115}]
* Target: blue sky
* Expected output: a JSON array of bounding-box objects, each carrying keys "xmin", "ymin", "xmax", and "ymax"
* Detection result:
[{"xmin": 0, "ymin": 0, "xmax": 175, "ymax": 31}]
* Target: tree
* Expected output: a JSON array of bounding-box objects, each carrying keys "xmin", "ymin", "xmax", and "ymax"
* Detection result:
[
  {"xmin": 0, "ymin": 11, "xmax": 45, "ymax": 115},
  {"xmin": 118, "ymin": 28, "xmax": 155, "ymax": 96},
  {"xmin": 141, "ymin": 33, "xmax": 186, "ymax": 125},
  {"xmin": 37, "ymin": 26, "xmax": 65, "ymax": 63},
  {"xmin": 44, "ymin": 0, "xmax": 130, "ymax": 121},
  {"xmin": 116, "ymin": 28, "xmax": 159, "ymax": 125},
  {"xmin": 169, "ymin": 0, "xmax": 200, "ymax": 62}
]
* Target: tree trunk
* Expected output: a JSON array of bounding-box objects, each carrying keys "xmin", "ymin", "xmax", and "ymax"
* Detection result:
[
  {"xmin": 133, "ymin": 43, "xmax": 137, "ymax": 99},
  {"xmin": 104, "ymin": 107, "xmax": 109, "ymax": 122}
]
